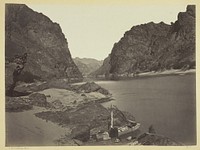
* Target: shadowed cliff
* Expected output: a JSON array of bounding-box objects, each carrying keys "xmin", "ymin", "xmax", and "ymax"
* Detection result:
[{"xmin": 5, "ymin": 4, "xmax": 82, "ymax": 91}]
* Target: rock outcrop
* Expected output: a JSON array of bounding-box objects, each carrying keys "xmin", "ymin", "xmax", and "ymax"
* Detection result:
[
  {"xmin": 35, "ymin": 102, "xmax": 135, "ymax": 143},
  {"xmin": 71, "ymin": 125, "xmax": 91, "ymax": 142},
  {"xmin": 5, "ymin": 4, "xmax": 82, "ymax": 87},
  {"xmin": 29, "ymin": 93, "xmax": 47, "ymax": 107},
  {"xmin": 73, "ymin": 82, "xmax": 110, "ymax": 95},
  {"xmin": 137, "ymin": 133, "xmax": 181, "ymax": 145},
  {"xmin": 6, "ymin": 53, "xmax": 28, "ymax": 95},
  {"xmin": 95, "ymin": 5, "xmax": 195, "ymax": 77},
  {"xmin": 6, "ymin": 96, "xmax": 33, "ymax": 112}
]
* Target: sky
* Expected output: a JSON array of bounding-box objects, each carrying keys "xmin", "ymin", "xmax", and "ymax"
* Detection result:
[{"xmin": 27, "ymin": 3, "xmax": 187, "ymax": 60}]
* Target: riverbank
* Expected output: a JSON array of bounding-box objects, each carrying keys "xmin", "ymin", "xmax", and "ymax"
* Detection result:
[
  {"xmin": 138, "ymin": 69, "xmax": 195, "ymax": 77},
  {"xmin": 6, "ymin": 80, "xmax": 183, "ymax": 146},
  {"xmin": 6, "ymin": 101, "xmax": 180, "ymax": 146},
  {"xmin": 6, "ymin": 81, "xmax": 114, "ymax": 146},
  {"xmin": 84, "ymin": 69, "xmax": 195, "ymax": 81}
]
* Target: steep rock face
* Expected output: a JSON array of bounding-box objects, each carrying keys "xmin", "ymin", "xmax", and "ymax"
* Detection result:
[
  {"xmin": 73, "ymin": 57, "xmax": 103, "ymax": 76},
  {"xmin": 5, "ymin": 4, "xmax": 82, "ymax": 84},
  {"xmin": 109, "ymin": 5, "xmax": 195, "ymax": 75}
]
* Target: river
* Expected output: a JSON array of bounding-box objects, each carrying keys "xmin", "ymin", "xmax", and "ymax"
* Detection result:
[{"xmin": 97, "ymin": 74, "xmax": 196, "ymax": 145}]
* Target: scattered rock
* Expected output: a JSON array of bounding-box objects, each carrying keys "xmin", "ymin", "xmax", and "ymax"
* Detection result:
[
  {"xmin": 6, "ymin": 96, "xmax": 33, "ymax": 112},
  {"xmin": 71, "ymin": 125, "xmax": 90, "ymax": 142},
  {"xmin": 55, "ymin": 137, "xmax": 82, "ymax": 146},
  {"xmin": 115, "ymin": 138, "xmax": 120, "ymax": 143},
  {"xmin": 126, "ymin": 136, "xmax": 132, "ymax": 141},
  {"xmin": 51, "ymin": 99, "xmax": 63, "ymax": 109},
  {"xmin": 74, "ymin": 82, "xmax": 110, "ymax": 95},
  {"xmin": 29, "ymin": 93, "xmax": 47, "ymax": 107},
  {"xmin": 73, "ymin": 139, "xmax": 83, "ymax": 146},
  {"xmin": 81, "ymin": 93, "xmax": 86, "ymax": 96},
  {"xmin": 102, "ymin": 132, "xmax": 111, "ymax": 140},
  {"xmin": 137, "ymin": 133, "xmax": 181, "ymax": 145},
  {"xmin": 148, "ymin": 125, "xmax": 156, "ymax": 134},
  {"xmin": 72, "ymin": 100, "xmax": 77, "ymax": 104}
]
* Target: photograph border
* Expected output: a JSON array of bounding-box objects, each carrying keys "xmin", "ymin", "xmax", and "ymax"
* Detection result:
[{"xmin": 1, "ymin": 0, "xmax": 199, "ymax": 149}]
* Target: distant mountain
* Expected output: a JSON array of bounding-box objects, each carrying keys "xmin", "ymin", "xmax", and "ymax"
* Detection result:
[
  {"xmin": 93, "ymin": 5, "xmax": 195, "ymax": 78},
  {"xmin": 73, "ymin": 57, "xmax": 103, "ymax": 76},
  {"xmin": 5, "ymin": 4, "xmax": 82, "ymax": 89},
  {"xmin": 89, "ymin": 55, "xmax": 110, "ymax": 78}
]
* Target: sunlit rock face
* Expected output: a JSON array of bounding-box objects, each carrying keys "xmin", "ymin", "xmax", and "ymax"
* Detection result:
[{"xmin": 109, "ymin": 5, "xmax": 195, "ymax": 75}]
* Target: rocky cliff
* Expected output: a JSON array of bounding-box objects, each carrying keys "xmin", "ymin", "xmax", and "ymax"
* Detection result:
[
  {"xmin": 108, "ymin": 5, "xmax": 195, "ymax": 76},
  {"xmin": 5, "ymin": 4, "xmax": 82, "ymax": 86}
]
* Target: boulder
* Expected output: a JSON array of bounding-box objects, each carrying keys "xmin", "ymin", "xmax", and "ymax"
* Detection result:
[
  {"xmin": 71, "ymin": 125, "xmax": 90, "ymax": 142},
  {"xmin": 127, "ymin": 136, "xmax": 132, "ymax": 141},
  {"xmin": 74, "ymin": 82, "xmax": 110, "ymax": 95},
  {"xmin": 51, "ymin": 99, "xmax": 63, "ymax": 109},
  {"xmin": 29, "ymin": 93, "xmax": 47, "ymax": 107}
]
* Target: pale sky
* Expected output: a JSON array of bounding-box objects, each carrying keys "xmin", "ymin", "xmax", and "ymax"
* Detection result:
[{"xmin": 27, "ymin": 4, "xmax": 187, "ymax": 60}]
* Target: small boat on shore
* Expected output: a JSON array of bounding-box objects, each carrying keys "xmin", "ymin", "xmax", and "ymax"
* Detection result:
[
  {"xmin": 118, "ymin": 122, "xmax": 141, "ymax": 137},
  {"xmin": 109, "ymin": 104, "xmax": 140, "ymax": 138},
  {"xmin": 93, "ymin": 104, "xmax": 140, "ymax": 142}
]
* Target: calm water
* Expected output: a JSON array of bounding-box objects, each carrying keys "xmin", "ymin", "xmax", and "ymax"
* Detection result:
[{"xmin": 97, "ymin": 74, "xmax": 196, "ymax": 145}]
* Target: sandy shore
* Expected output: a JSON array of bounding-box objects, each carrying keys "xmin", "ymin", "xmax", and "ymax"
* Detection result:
[
  {"xmin": 138, "ymin": 69, "xmax": 195, "ymax": 77},
  {"xmin": 6, "ymin": 106, "xmax": 70, "ymax": 146},
  {"xmin": 6, "ymin": 82, "xmax": 113, "ymax": 146},
  {"xmin": 38, "ymin": 88, "xmax": 110, "ymax": 109},
  {"xmin": 77, "ymin": 69, "xmax": 196, "ymax": 82}
]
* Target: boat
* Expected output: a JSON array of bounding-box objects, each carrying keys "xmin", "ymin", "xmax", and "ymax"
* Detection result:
[
  {"xmin": 109, "ymin": 104, "xmax": 140, "ymax": 138},
  {"xmin": 118, "ymin": 122, "xmax": 141, "ymax": 137}
]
